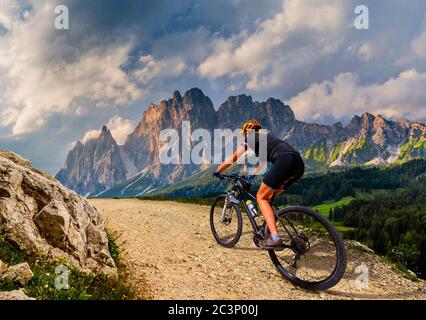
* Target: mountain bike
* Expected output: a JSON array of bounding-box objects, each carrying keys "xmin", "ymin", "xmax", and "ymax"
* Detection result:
[{"xmin": 210, "ymin": 173, "xmax": 347, "ymax": 291}]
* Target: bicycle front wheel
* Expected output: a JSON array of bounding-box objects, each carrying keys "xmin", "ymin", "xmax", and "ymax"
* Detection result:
[
  {"xmin": 210, "ymin": 195, "xmax": 243, "ymax": 248},
  {"xmin": 266, "ymin": 206, "xmax": 347, "ymax": 291}
]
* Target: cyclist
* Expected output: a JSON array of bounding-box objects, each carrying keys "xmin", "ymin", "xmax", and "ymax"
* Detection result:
[{"xmin": 213, "ymin": 119, "xmax": 305, "ymax": 250}]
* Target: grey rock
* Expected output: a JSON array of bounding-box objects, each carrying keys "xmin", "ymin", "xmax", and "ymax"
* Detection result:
[
  {"xmin": 1, "ymin": 262, "xmax": 33, "ymax": 286},
  {"xmin": 348, "ymin": 240, "xmax": 375, "ymax": 254},
  {"xmin": 0, "ymin": 150, "xmax": 116, "ymax": 274}
]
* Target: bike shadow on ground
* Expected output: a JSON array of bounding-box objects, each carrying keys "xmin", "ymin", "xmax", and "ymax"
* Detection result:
[
  {"xmin": 230, "ymin": 231, "xmax": 262, "ymax": 251},
  {"xmin": 232, "ymin": 246, "xmax": 260, "ymax": 252}
]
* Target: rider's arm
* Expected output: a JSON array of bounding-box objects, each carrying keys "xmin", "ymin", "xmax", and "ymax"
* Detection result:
[{"xmin": 216, "ymin": 145, "xmax": 246, "ymax": 174}]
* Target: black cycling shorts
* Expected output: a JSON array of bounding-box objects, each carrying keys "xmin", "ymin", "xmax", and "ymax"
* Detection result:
[{"xmin": 263, "ymin": 153, "xmax": 305, "ymax": 190}]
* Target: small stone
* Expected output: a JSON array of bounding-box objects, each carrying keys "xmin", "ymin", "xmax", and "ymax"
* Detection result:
[
  {"xmin": 1, "ymin": 262, "xmax": 33, "ymax": 286},
  {"xmin": 0, "ymin": 290, "xmax": 35, "ymax": 300},
  {"xmin": 0, "ymin": 259, "xmax": 8, "ymax": 276}
]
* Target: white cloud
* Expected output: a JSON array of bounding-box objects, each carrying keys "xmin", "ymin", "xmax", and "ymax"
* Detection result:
[
  {"xmin": 105, "ymin": 116, "xmax": 134, "ymax": 145},
  {"xmin": 358, "ymin": 43, "xmax": 373, "ymax": 60},
  {"xmin": 198, "ymin": 0, "xmax": 347, "ymax": 90},
  {"xmin": 81, "ymin": 116, "xmax": 134, "ymax": 145},
  {"xmin": 0, "ymin": 1, "xmax": 141, "ymax": 136},
  {"xmin": 0, "ymin": 0, "xmax": 27, "ymax": 30},
  {"xmin": 288, "ymin": 69, "xmax": 426, "ymax": 123},
  {"xmin": 82, "ymin": 130, "xmax": 101, "ymax": 144},
  {"xmin": 412, "ymin": 31, "xmax": 426, "ymax": 57},
  {"xmin": 133, "ymin": 55, "xmax": 186, "ymax": 86}
]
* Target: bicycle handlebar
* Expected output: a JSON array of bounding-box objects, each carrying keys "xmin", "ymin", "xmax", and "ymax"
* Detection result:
[{"xmin": 222, "ymin": 173, "xmax": 244, "ymax": 179}]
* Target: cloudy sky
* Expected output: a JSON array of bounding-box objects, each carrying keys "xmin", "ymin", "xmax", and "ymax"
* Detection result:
[{"xmin": 0, "ymin": 0, "xmax": 425, "ymax": 174}]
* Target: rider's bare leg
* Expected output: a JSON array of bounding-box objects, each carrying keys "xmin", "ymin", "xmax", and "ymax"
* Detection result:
[
  {"xmin": 256, "ymin": 183, "xmax": 278, "ymax": 235},
  {"xmin": 275, "ymin": 184, "xmax": 286, "ymax": 198}
]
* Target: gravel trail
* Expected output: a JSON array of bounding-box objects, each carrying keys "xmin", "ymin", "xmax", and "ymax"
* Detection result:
[{"xmin": 92, "ymin": 199, "xmax": 425, "ymax": 300}]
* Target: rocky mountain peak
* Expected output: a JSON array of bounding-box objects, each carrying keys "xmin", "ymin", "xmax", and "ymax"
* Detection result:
[
  {"xmin": 396, "ymin": 117, "xmax": 411, "ymax": 128},
  {"xmin": 347, "ymin": 113, "xmax": 376, "ymax": 133},
  {"xmin": 75, "ymin": 141, "xmax": 85, "ymax": 149},
  {"xmin": 56, "ymin": 124, "xmax": 127, "ymax": 196},
  {"xmin": 373, "ymin": 114, "xmax": 387, "ymax": 128},
  {"xmin": 227, "ymin": 94, "xmax": 253, "ymax": 106},
  {"xmin": 265, "ymin": 98, "xmax": 295, "ymax": 121},
  {"xmin": 98, "ymin": 126, "xmax": 116, "ymax": 146},
  {"xmin": 183, "ymin": 87, "xmax": 209, "ymax": 104},
  {"xmin": 217, "ymin": 94, "xmax": 295, "ymax": 133},
  {"xmin": 361, "ymin": 112, "xmax": 376, "ymax": 125},
  {"xmin": 172, "ymin": 90, "xmax": 183, "ymax": 103},
  {"xmin": 57, "ymin": 88, "xmax": 426, "ymax": 197},
  {"xmin": 348, "ymin": 114, "xmax": 361, "ymax": 127}
]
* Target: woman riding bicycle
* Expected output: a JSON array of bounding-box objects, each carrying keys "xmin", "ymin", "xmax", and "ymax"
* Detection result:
[{"xmin": 214, "ymin": 119, "xmax": 305, "ymax": 250}]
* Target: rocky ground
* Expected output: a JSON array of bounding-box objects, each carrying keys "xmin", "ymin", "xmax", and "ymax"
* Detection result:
[{"xmin": 92, "ymin": 199, "xmax": 426, "ymax": 300}]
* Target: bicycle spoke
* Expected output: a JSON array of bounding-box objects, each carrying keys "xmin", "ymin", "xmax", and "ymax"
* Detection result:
[
  {"xmin": 211, "ymin": 197, "xmax": 241, "ymax": 246},
  {"xmin": 272, "ymin": 210, "xmax": 339, "ymax": 284}
]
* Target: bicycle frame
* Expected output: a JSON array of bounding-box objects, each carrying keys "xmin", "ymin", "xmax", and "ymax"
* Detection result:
[
  {"xmin": 222, "ymin": 175, "xmax": 265, "ymax": 237},
  {"xmin": 222, "ymin": 174, "xmax": 294, "ymax": 246}
]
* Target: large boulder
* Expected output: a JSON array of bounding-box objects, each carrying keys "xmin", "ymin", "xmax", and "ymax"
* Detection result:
[{"xmin": 0, "ymin": 150, "xmax": 115, "ymax": 274}]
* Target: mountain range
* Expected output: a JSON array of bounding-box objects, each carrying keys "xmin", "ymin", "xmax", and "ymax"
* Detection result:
[{"xmin": 56, "ymin": 88, "xmax": 426, "ymax": 197}]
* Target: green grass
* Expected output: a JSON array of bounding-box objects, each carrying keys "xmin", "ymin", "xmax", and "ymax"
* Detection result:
[
  {"xmin": 329, "ymin": 142, "xmax": 345, "ymax": 163},
  {"xmin": 313, "ymin": 196, "xmax": 356, "ymax": 235},
  {"xmin": 311, "ymin": 189, "xmax": 410, "ymax": 236},
  {"xmin": 398, "ymin": 137, "xmax": 426, "ymax": 161},
  {"xmin": 379, "ymin": 256, "xmax": 419, "ymax": 282},
  {"xmin": 107, "ymin": 230, "xmax": 121, "ymax": 264},
  {"xmin": 313, "ymin": 196, "xmax": 355, "ymax": 216},
  {"xmin": 0, "ymin": 231, "xmax": 137, "ymax": 300}
]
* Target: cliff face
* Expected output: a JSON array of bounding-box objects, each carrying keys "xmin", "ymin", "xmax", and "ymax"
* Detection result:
[
  {"xmin": 56, "ymin": 88, "xmax": 426, "ymax": 197},
  {"xmin": 124, "ymin": 88, "xmax": 218, "ymax": 180},
  {"xmin": 216, "ymin": 95, "xmax": 295, "ymax": 134}
]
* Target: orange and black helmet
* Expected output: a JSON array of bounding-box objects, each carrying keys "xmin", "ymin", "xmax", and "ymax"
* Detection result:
[{"xmin": 241, "ymin": 119, "xmax": 262, "ymax": 133}]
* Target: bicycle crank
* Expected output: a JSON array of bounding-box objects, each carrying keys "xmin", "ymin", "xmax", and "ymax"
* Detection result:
[{"xmin": 253, "ymin": 227, "xmax": 265, "ymax": 247}]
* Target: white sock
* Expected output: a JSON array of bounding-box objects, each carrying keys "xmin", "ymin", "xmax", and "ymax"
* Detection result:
[{"xmin": 271, "ymin": 233, "xmax": 280, "ymax": 241}]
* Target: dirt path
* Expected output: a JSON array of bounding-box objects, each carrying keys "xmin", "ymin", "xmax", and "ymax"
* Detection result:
[{"xmin": 91, "ymin": 199, "xmax": 426, "ymax": 300}]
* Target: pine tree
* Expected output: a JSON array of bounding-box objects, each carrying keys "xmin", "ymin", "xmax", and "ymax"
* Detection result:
[{"xmin": 329, "ymin": 208, "xmax": 334, "ymax": 221}]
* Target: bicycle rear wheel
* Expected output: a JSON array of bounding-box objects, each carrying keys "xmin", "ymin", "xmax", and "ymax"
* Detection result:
[
  {"xmin": 210, "ymin": 195, "xmax": 243, "ymax": 248},
  {"xmin": 266, "ymin": 206, "xmax": 347, "ymax": 291}
]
